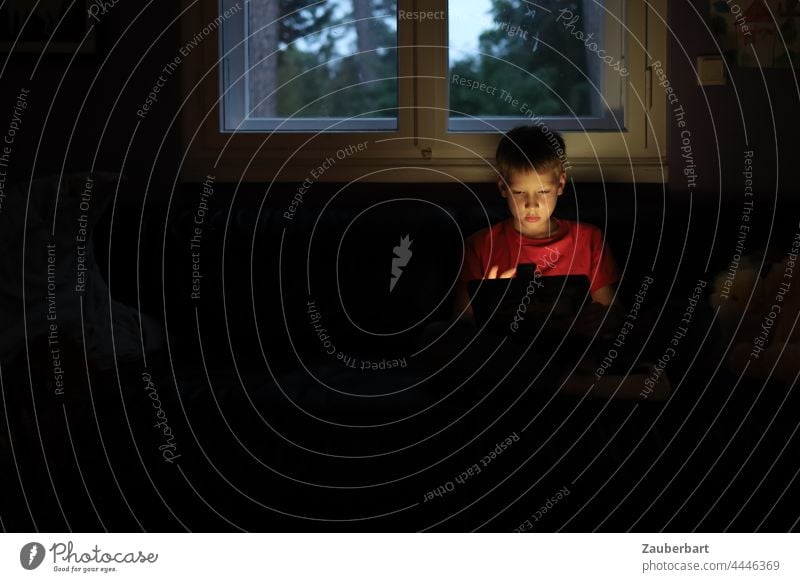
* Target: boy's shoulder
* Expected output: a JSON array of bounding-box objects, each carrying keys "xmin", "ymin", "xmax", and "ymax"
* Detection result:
[
  {"xmin": 564, "ymin": 218, "xmax": 603, "ymax": 236},
  {"xmin": 465, "ymin": 220, "xmax": 507, "ymax": 250}
]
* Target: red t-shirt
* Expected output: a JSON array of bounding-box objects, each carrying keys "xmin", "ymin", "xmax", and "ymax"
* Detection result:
[{"xmin": 460, "ymin": 218, "xmax": 619, "ymax": 293}]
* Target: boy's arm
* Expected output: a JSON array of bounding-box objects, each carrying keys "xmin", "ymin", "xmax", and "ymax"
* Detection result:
[
  {"xmin": 576, "ymin": 277, "xmax": 621, "ymax": 337},
  {"xmin": 588, "ymin": 224, "xmax": 620, "ymax": 306},
  {"xmin": 590, "ymin": 284, "xmax": 615, "ymax": 306},
  {"xmin": 451, "ymin": 279, "xmax": 473, "ymax": 322},
  {"xmin": 452, "ymin": 234, "xmax": 482, "ymax": 322}
]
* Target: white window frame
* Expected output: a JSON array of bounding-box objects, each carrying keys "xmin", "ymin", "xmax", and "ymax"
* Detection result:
[{"xmin": 180, "ymin": 0, "xmax": 667, "ymax": 183}]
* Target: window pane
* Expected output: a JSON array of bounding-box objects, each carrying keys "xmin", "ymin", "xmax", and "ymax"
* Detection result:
[
  {"xmin": 246, "ymin": 0, "xmax": 398, "ymax": 130},
  {"xmin": 448, "ymin": 0, "xmax": 623, "ymax": 130}
]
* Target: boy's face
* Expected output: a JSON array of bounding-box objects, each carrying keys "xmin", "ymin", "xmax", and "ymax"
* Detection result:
[{"xmin": 498, "ymin": 167, "xmax": 566, "ymax": 238}]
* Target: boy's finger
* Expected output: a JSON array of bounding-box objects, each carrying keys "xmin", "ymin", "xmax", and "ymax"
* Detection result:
[
  {"xmin": 486, "ymin": 265, "xmax": 499, "ymax": 279},
  {"xmin": 499, "ymin": 267, "xmax": 517, "ymax": 279}
]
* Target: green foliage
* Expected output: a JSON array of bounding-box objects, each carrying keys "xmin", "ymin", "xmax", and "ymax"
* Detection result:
[
  {"xmin": 276, "ymin": 0, "xmax": 398, "ymax": 119},
  {"xmin": 279, "ymin": 0, "xmax": 336, "ymax": 45},
  {"xmin": 450, "ymin": 0, "xmax": 592, "ymax": 117},
  {"xmin": 269, "ymin": 0, "xmax": 595, "ymax": 119}
]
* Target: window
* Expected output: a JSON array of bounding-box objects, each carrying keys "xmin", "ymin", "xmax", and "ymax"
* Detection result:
[
  {"xmin": 447, "ymin": 0, "xmax": 625, "ymax": 132},
  {"xmin": 223, "ymin": 0, "xmax": 399, "ymax": 131},
  {"xmin": 181, "ymin": 0, "xmax": 667, "ymax": 182}
]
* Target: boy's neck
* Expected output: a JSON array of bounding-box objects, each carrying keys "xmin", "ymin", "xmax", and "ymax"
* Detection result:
[{"xmin": 510, "ymin": 217, "xmax": 561, "ymax": 239}]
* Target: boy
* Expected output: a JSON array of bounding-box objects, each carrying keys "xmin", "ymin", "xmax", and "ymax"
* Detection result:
[{"xmin": 453, "ymin": 125, "xmax": 619, "ymax": 323}]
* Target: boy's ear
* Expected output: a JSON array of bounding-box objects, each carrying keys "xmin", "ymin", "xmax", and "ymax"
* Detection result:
[
  {"xmin": 556, "ymin": 171, "xmax": 567, "ymax": 196},
  {"xmin": 497, "ymin": 175, "xmax": 508, "ymax": 198}
]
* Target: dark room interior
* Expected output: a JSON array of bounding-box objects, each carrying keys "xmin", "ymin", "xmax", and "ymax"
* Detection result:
[{"xmin": 1, "ymin": 0, "xmax": 799, "ymax": 536}]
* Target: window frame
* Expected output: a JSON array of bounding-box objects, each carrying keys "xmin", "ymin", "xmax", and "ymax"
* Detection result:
[{"xmin": 180, "ymin": 0, "xmax": 667, "ymax": 183}]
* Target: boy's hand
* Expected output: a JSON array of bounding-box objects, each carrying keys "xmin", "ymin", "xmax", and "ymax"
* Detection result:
[{"xmin": 486, "ymin": 265, "xmax": 517, "ymax": 279}]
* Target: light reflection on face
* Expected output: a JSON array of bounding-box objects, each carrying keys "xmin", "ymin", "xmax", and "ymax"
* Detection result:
[{"xmin": 498, "ymin": 168, "xmax": 566, "ymax": 238}]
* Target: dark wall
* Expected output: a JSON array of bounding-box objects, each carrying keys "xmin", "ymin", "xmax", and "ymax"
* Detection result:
[
  {"xmin": 0, "ymin": 2, "xmax": 182, "ymax": 203},
  {"xmin": 667, "ymin": 0, "xmax": 800, "ymax": 199},
  {"xmin": 664, "ymin": 1, "xmax": 800, "ymax": 274}
]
